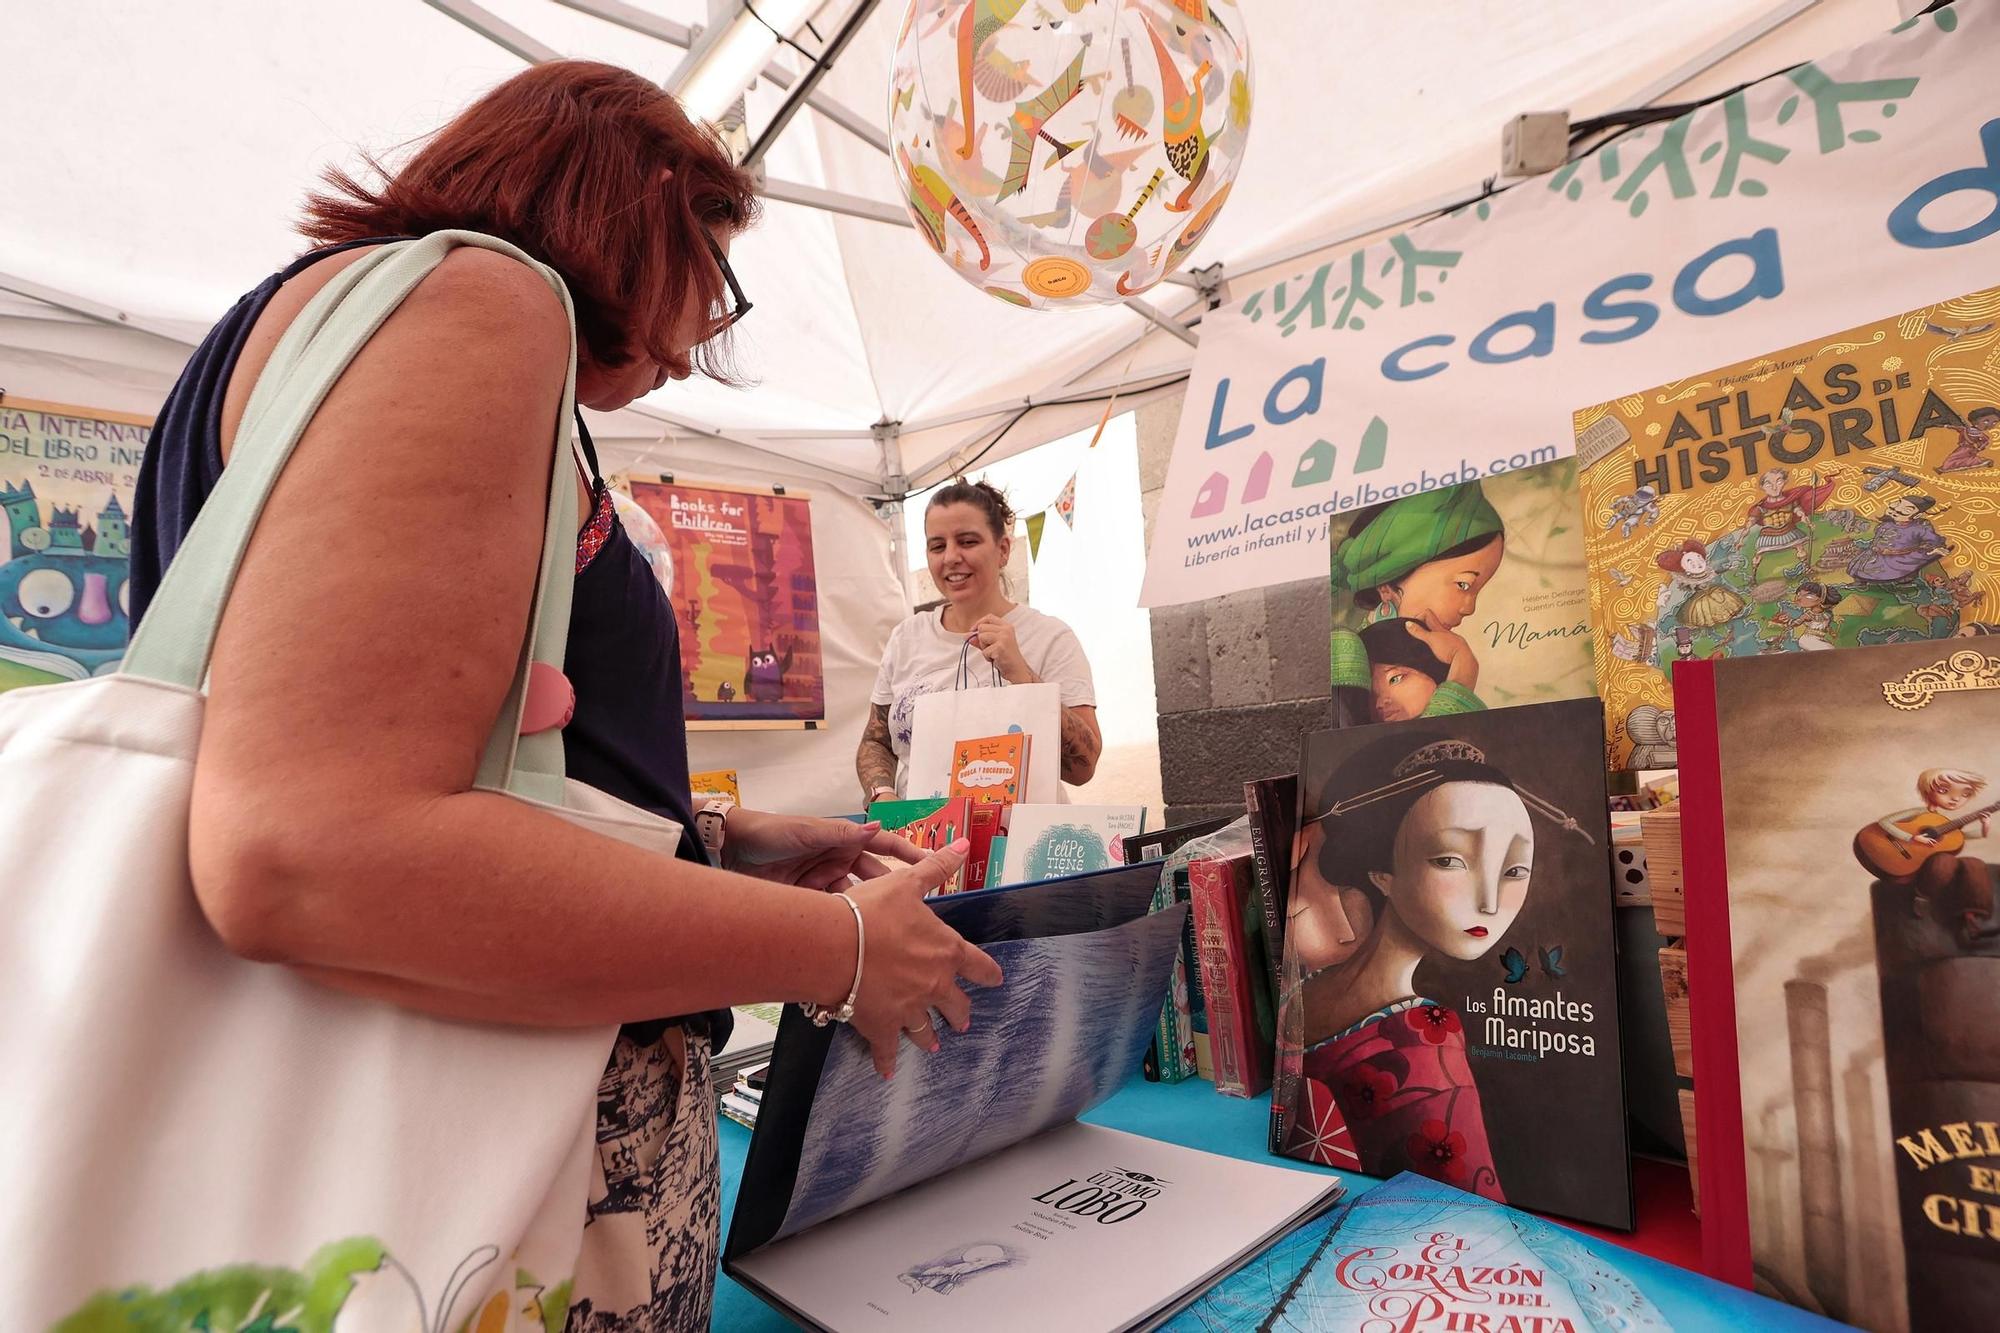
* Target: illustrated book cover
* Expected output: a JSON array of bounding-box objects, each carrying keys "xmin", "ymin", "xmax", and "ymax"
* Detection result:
[
  {"xmin": 949, "ymin": 732, "xmax": 1031, "ymax": 806},
  {"xmin": 1328, "ymin": 456, "xmax": 1593, "ymax": 727},
  {"xmin": 1272, "ymin": 697, "xmax": 1629, "ymax": 1229},
  {"xmin": 868, "ymin": 796, "xmax": 972, "ymax": 895},
  {"xmin": 1576, "ymin": 284, "xmax": 2000, "ymax": 770},
  {"xmin": 1167, "ymin": 1173, "xmax": 1845, "ymax": 1332},
  {"xmin": 1001, "ymin": 805, "xmax": 1149, "ymax": 885},
  {"xmin": 1677, "ymin": 638, "xmax": 2000, "ymax": 1331},
  {"xmin": 724, "ymin": 863, "xmax": 1346, "ymax": 1332}
]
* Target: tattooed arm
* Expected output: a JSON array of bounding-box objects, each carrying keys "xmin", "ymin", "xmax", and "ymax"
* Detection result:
[
  {"xmin": 857, "ymin": 702, "xmax": 900, "ymax": 804},
  {"xmin": 1058, "ymin": 704, "xmax": 1102, "ymax": 787}
]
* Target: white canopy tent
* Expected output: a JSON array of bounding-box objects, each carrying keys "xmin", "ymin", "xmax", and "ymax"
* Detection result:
[{"xmin": 0, "ymin": 0, "xmax": 1916, "ymax": 810}]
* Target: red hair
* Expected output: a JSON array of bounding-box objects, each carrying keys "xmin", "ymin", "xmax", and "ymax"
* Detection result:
[
  {"xmin": 301, "ymin": 61, "xmax": 760, "ymax": 381},
  {"xmin": 1654, "ymin": 538, "xmax": 1707, "ymax": 573}
]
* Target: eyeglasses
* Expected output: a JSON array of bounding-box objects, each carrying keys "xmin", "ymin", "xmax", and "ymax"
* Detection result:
[{"xmin": 705, "ymin": 232, "xmax": 752, "ymax": 338}]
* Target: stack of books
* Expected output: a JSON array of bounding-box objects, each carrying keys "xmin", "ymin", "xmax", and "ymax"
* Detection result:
[
  {"xmin": 713, "ymin": 1003, "xmax": 781, "ymax": 1121},
  {"xmin": 720, "ymin": 1062, "xmax": 768, "ymax": 1131}
]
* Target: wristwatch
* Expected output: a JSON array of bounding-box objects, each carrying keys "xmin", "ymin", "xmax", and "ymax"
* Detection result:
[{"xmin": 696, "ymin": 798, "xmax": 735, "ymax": 863}]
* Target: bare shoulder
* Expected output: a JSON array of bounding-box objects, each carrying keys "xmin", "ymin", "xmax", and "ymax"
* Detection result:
[{"xmin": 402, "ymin": 246, "xmax": 571, "ymax": 360}]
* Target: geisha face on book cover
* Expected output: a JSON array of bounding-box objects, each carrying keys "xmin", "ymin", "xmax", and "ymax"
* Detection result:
[{"xmin": 1270, "ymin": 697, "xmax": 1630, "ymax": 1229}]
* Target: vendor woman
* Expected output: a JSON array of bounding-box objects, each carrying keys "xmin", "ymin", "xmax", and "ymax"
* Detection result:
[
  {"xmin": 858, "ymin": 480, "xmax": 1100, "ymax": 804},
  {"xmin": 1329, "ymin": 483, "xmax": 1505, "ymax": 726}
]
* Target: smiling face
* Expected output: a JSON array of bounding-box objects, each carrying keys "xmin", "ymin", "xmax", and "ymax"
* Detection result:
[
  {"xmin": 1377, "ymin": 536, "xmax": 1504, "ymax": 629},
  {"xmin": 1371, "ymin": 660, "xmax": 1439, "ymax": 722},
  {"xmin": 1678, "ymin": 550, "xmax": 1711, "ymax": 578},
  {"xmin": 1886, "ymin": 498, "xmax": 1921, "ymax": 523},
  {"xmin": 925, "ymin": 501, "xmax": 1009, "ymax": 605},
  {"xmin": 1369, "ymin": 782, "xmax": 1533, "ymax": 962},
  {"xmin": 1761, "ymin": 470, "xmax": 1789, "ymax": 498}
]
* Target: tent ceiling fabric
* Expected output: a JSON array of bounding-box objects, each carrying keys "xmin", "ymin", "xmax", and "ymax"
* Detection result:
[{"xmin": 2, "ymin": 0, "xmax": 1901, "ymax": 490}]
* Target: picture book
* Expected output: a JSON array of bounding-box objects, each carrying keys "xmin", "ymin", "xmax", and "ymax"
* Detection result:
[
  {"xmin": 725, "ymin": 863, "xmax": 1346, "ymax": 1332},
  {"xmin": 1244, "ymin": 774, "xmax": 1299, "ymax": 1042},
  {"xmin": 1577, "ymin": 284, "xmax": 2000, "ymax": 770},
  {"xmin": 1272, "ymin": 697, "xmax": 1628, "ymax": 1229},
  {"xmin": 1001, "ymin": 805, "xmax": 1149, "ymax": 885},
  {"xmin": 1123, "ymin": 815, "xmax": 1235, "ymax": 866},
  {"xmin": 964, "ymin": 803, "xmax": 1007, "ymax": 893},
  {"xmin": 949, "ymin": 732, "xmax": 1031, "ymax": 806},
  {"xmin": 690, "ymin": 768, "xmax": 741, "ymax": 805},
  {"xmin": 1167, "ymin": 1173, "xmax": 1846, "ymax": 1332},
  {"xmin": 1147, "ymin": 866, "xmax": 1197, "ymax": 1085},
  {"xmin": 1677, "ymin": 638, "xmax": 2000, "ymax": 1331},
  {"xmin": 1327, "ymin": 455, "xmax": 1593, "ymax": 727},
  {"xmin": 1190, "ymin": 855, "xmax": 1271, "ymax": 1098},
  {"xmin": 871, "ymin": 796, "xmax": 973, "ymax": 895}
]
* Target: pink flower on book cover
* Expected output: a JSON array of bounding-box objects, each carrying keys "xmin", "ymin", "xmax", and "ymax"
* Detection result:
[
  {"xmin": 1343, "ymin": 1062, "xmax": 1400, "ymax": 1121},
  {"xmin": 1405, "ymin": 1003, "xmax": 1462, "ymax": 1046},
  {"xmin": 1408, "ymin": 1119, "xmax": 1470, "ymax": 1183}
]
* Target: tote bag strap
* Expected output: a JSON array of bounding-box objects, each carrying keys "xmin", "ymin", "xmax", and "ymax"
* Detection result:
[
  {"xmin": 121, "ymin": 230, "xmax": 579, "ymax": 803},
  {"xmin": 955, "ymin": 636, "xmax": 1003, "ymax": 690}
]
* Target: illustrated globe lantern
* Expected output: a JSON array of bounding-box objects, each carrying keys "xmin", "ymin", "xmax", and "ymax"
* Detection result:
[{"xmin": 888, "ymin": 0, "xmax": 1252, "ymax": 308}]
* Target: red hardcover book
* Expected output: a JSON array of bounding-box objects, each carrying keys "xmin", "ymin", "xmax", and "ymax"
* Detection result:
[
  {"xmin": 1673, "ymin": 658, "xmax": 1751, "ymax": 1286},
  {"xmin": 963, "ymin": 802, "xmax": 1008, "ymax": 892},
  {"xmin": 1189, "ymin": 854, "xmax": 1271, "ymax": 1098}
]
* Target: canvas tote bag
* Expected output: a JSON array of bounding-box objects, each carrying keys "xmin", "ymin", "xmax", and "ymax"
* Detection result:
[
  {"xmin": 0, "ymin": 232, "xmax": 683, "ymax": 1331},
  {"xmin": 905, "ymin": 641, "xmax": 1064, "ymax": 804}
]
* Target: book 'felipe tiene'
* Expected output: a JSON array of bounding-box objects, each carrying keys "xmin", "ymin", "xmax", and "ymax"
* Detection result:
[{"xmin": 1576, "ymin": 284, "xmax": 2000, "ymax": 771}]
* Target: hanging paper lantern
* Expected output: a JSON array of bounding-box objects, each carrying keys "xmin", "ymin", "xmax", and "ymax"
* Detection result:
[{"xmin": 888, "ymin": 0, "xmax": 1251, "ymax": 308}]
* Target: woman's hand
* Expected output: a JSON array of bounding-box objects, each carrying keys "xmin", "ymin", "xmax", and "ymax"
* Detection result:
[
  {"xmin": 843, "ymin": 841, "xmax": 1005, "ymax": 1078},
  {"xmin": 724, "ymin": 809, "xmax": 923, "ymax": 891},
  {"xmin": 1408, "ymin": 616, "xmax": 1479, "ymax": 691},
  {"xmin": 969, "ymin": 614, "xmax": 1034, "ymax": 684}
]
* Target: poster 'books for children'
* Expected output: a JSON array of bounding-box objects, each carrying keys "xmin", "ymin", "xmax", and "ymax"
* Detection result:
[
  {"xmin": 1576, "ymin": 284, "xmax": 2000, "ymax": 770},
  {"xmin": 1677, "ymin": 637, "xmax": 2000, "ymax": 1332}
]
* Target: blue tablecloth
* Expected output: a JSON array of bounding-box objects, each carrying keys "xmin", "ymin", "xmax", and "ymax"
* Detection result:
[{"xmin": 711, "ymin": 1074, "xmax": 1343, "ymax": 1331}]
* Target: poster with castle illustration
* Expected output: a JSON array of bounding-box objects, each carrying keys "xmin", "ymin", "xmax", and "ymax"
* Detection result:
[
  {"xmin": 1577, "ymin": 285, "xmax": 2000, "ymax": 771},
  {"xmin": 1, "ymin": 397, "xmax": 148, "ymax": 693},
  {"xmin": 620, "ymin": 476, "xmax": 824, "ymax": 727}
]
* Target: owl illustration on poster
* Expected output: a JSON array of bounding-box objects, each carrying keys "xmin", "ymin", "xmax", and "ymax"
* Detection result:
[{"xmin": 888, "ymin": 0, "xmax": 1251, "ymax": 308}]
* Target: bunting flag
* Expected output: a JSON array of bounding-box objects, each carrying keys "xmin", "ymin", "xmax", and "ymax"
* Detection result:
[
  {"xmin": 1053, "ymin": 474, "xmax": 1077, "ymax": 529},
  {"xmin": 1025, "ymin": 511, "xmax": 1047, "ymax": 561}
]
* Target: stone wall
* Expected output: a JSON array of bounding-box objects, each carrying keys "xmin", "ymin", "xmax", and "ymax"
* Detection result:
[{"xmin": 1137, "ymin": 393, "xmax": 1333, "ymax": 827}]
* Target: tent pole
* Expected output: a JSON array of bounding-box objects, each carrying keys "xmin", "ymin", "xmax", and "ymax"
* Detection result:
[
  {"xmin": 874, "ymin": 420, "xmax": 913, "ymax": 609},
  {"xmin": 1121, "ymin": 298, "xmax": 1199, "ymax": 347},
  {"xmin": 0, "ymin": 272, "xmax": 200, "ymax": 348},
  {"xmin": 435, "ymin": 0, "xmax": 891, "ymax": 158},
  {"xmin": 421, "ymin": 0, "xmax": 561, "ymax": 61},
  {"xmin": 742, "ymin": 0, "xmax": 881, "ymax": 169}
]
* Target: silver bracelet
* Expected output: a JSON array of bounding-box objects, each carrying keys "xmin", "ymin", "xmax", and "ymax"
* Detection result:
[{"xmin": 802, "ymin": 891, "xmax": 865, "ymax": 1027}]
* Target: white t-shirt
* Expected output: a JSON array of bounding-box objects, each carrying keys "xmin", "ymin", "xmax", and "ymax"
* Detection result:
[{"xmin": 871, "ymin": 604, "xmax": 1097, "ymax": 793}]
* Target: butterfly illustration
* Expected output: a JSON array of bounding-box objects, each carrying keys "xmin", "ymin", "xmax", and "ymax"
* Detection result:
[
  {"xmin": 1539, "ymin": 944, "xmax": 1567, "ymax": 980},
  {"xmin": 1501, "ymin": 947, "xmax": 1530, "ymax": 984}
]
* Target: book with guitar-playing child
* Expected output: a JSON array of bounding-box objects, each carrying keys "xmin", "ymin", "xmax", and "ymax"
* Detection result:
[{"xmin": 1677, "ymin": 638, "xmax": 2000, "ymax": 1331}]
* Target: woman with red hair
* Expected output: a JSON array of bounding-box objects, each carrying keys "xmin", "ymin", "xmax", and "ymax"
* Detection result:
[{"xmin": 128, "ymin": 62, "xmax": 999, "ymax": 1328}]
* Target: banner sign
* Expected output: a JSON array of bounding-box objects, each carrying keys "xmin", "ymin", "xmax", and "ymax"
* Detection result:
[
  {"xmin": 622, "ymin": 476, "xmax": 826, "ymax": 727},
  {"xmin": 1142, "ymin": 4, "xmax": 1998, "ymax": 606},
  {"xmin": 1, "ymin": 396, "xmax": 149, "ymax": 691}
]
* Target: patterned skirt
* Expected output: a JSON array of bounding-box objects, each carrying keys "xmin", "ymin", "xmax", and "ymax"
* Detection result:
[{"xmin": 566, "ymin": 1023, "xmax": 720, "ymax": 1331}]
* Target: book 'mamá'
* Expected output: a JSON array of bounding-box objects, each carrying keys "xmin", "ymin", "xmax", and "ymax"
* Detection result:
[
  {"xmin": 1678, "ymin": 638, "xmax": 2000, "ymax": 1331},
  {"xmin": 1328, "ymin": 455, "xmax": 1593, "ymax": 727},
  {"xmin": 1272, "ymin": 697, "xmax": 1629, "ymax": 1229},
  {"xmin": 1577, "ymin": 284, "xmax": 2000, "ymax": 770}
]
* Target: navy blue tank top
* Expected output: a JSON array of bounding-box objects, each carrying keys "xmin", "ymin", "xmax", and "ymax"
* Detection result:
[{"xmin": 130, "ymin": 239, "xmax": 720, "ymax": 1040}]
